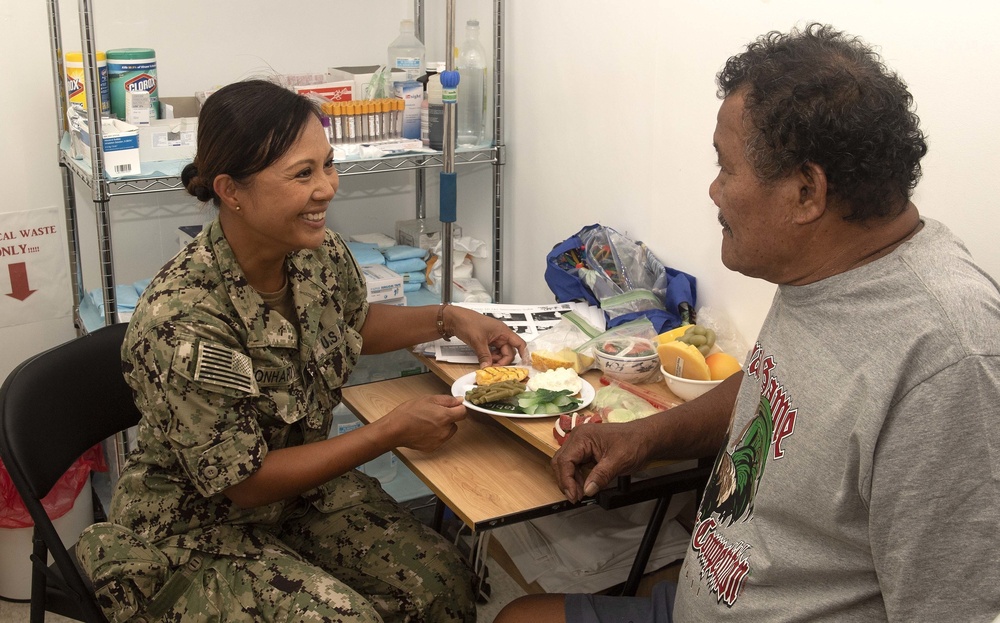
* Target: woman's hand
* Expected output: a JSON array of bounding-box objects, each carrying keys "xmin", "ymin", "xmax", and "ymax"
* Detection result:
[
  {"xmin": 380, "ymin": 394, "xmax": 468, "ymax": 452},
  {"xmin": 446, "ymin": 305, "xmax": 529, "ymax": 368}
]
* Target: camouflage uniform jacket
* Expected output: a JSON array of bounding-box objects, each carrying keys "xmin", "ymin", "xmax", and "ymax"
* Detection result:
[{"xmin": 110, "ymin": 217, "xmax": 370, "ymax": 563}]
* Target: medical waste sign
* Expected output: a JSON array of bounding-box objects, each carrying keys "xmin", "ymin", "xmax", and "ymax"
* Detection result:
[{"xmin": 0, "ymin": 207, "xmax": 72, "ymax": 327}]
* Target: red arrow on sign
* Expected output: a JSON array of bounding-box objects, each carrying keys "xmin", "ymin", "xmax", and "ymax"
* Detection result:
[{"xmin": 6, "ymin": 262, "xmax": 36, "ymax": 301}]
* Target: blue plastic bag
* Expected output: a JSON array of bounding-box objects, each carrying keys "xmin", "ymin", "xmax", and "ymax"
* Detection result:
[{"xmin": 544, "ymin": 224, "xmax": 697, "ymax": 333}]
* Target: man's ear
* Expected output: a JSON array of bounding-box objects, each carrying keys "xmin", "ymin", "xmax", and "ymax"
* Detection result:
[
  {"xmin": 213, "ymin": 174, "xmax": 239, "ymax": 210},
  {"xmin": 794, "ymin": 161, "xmax": 827, "ymax": 225}
]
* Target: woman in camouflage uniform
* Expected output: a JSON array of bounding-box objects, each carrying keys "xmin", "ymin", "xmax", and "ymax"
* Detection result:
[{"xmin": 77, "ymin": 79, "xmax": 526, "ymax": 623}]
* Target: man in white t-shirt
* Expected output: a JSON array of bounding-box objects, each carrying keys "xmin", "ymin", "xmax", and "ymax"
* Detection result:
[{"xmin": 494, "ymin": 22, "xmax": 1000, "ymax": 623}]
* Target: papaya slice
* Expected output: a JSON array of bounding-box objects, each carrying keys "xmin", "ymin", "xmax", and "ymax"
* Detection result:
[{"xmin": 657, "ymin": 341, "xmax": 711, "ymax": 381}]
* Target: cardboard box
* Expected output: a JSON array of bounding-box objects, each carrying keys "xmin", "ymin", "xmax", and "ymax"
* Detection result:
[
  {"xmin": 328, "ymin": 65, "xmax": 405, "ymax": 100},
  {"xmin": 77, "ymin": 117, "xmax": 140, "ymax": 178},
  {"xmin": 361, "ymin": 264, "xmax": 404, "ymax": 302},
  {"xmin": 158, "ymin": 96, "xmax": 201, "ymax": 119},
  {"xmin": 294, "ymin": 81, "xmax": 354, "ymax": 102},
  {"xmin": 139, "ymin": 117, "xmax": 198, "ymax": 163}
]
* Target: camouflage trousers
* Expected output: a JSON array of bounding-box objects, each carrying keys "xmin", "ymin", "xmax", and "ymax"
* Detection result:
[{"xmin": 78, "ymin": 479, "xmax": 476, "ymax": 622}]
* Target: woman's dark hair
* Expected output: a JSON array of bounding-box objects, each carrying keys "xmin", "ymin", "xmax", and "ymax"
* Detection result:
[
  {"xmin": 181, "ymin": 79, "xmax": 322, "ymax": 206},
  {"xmin": 717, "ymin": 23, "xmax": 928, "ymax": 221}
]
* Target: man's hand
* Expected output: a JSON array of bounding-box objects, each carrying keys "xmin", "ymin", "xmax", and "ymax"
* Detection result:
[
  {"xmin": 551, "ymin": 419, "xmax": 654, "ymax": 503},
  {"xmin": 552, "ymin": 373, "xmax": 742, "ymax": 502}
]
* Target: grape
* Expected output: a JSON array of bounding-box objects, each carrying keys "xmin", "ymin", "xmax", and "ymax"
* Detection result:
[{"xmin": 678, "ymin": 325, "xmax": 716, "ymax": 356}]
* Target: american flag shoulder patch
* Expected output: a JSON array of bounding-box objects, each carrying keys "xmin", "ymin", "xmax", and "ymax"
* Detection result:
[{"xmin": 193, "ymin": 341, "xmax": 257, "ymax": 394}]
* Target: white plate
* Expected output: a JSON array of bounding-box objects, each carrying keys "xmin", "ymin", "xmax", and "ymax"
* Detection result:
[{"xmin": 450, "ymin": 368, "xmax": 595, "ymax": 419}]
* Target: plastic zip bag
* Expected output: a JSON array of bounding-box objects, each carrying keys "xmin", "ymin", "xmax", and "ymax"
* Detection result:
[{"xmin": 545, "ymin": 224, "xmax": 697, "ymax": 333}]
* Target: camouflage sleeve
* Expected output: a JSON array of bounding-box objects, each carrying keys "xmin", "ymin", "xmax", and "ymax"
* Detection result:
[
  {"xmin": 126, "ymin": 324, "xmax": 267, "ymax": 498},
  {"xmin": 326, "ymin": 230, "xmax": 369, "ymax": 334}
]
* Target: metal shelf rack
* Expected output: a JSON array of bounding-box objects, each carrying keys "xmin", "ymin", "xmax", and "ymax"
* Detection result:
[{"xmin": 47, "ymin": 0, "xmax": 506, "ymax": 331}]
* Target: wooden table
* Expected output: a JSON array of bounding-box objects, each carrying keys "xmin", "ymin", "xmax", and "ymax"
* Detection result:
[
  {"xmin": 342, "ymin": 355, "xmax": 701, "ymax": 520},
  {"xmin": 341, "ymin": 357, "xmax": 711, "ymax": 596},
  {"xmin": 342, "ymin": 372, "xmax": 578, "ymax": 531}
]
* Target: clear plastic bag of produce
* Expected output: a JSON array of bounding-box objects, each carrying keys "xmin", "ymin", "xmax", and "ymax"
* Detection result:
[
  {"xmin": 589, "ymin": 385, "xmax": 661, "ymax": 423},
  {"xmin": 525, "ymin": 311, "xmax": 603, "ymax": 371},
  {"xmin": 544, "ymin": 224, "xmax": 697, "ymax": 333},
  {"xmin": 694, "ymin": 306, "xmax": 750, "ymax": 364}
]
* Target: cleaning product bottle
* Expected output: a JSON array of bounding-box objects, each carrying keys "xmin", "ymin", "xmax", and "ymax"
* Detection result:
[
  {"xmin": 427, "ymin": 65, "xmax": 448, "ymax": 150},
  {"xmin": 456, "ymin": 19, "xmax": 488, "ymax": 147},
  {"xmin": 419, "ymin": 65, "xmax": 438, "ymax": 147},
  {"xmin": 388, "ymin": 19, "xmax": 425, "ymax": 83}
]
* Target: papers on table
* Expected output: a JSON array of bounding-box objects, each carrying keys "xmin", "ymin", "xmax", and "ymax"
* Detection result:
[{"xmin": 417, "ymin": 302, "xmax": 605, "ymax": 364}]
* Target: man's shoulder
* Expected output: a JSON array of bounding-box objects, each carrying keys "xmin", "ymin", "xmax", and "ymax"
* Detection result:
[{"xmin": 901, "ymin": 219, "xmax": 1000, "ymax": 350}]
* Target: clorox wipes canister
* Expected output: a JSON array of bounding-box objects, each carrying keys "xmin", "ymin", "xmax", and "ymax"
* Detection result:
[
  {"xmin": 65, "ymin": 51, "xmax": 110, "ymax": 116},
  {"xmin": 107, "ymin": 48, "xmax": 158, "ymax": 122}
]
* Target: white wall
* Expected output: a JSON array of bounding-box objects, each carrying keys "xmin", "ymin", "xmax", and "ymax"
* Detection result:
[
  {"xmin": 2, "ymin": 0, "xmax": 999, "ymax": 379},
  {"xmin": 503, "ymin": 1, "xmax": 1000, "ymax": 346}
]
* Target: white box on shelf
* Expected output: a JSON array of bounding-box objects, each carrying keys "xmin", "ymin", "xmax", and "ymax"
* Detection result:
[
  {"xmin": 139, "ymin": 117, "xmax": 198, "ymax": 163},
  {"xmin": 361, "ymin": 265, "xmax": 404, "ymax": 302},
  {"xmin": 77, "ymin": 117, "xmax": 141, "ymax": 178},
  {"xmin": 392, "ymin": 80, "xmax": 422, "ymax": 139},
  {"xmin": 125, "ymin": 90, "xmax": 152, "ymax": 126}
]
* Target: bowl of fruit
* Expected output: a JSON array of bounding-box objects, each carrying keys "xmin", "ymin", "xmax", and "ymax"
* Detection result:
[
  {"xmin": 657, "ymin": 325, "xmax": 743, "ymax": 401},
  {"xmin": 593, "ymin": 337, "xmax": 661, "ymax": 384}
]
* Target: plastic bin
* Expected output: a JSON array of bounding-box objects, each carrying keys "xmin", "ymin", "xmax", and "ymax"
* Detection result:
[{"xmin": 0, "ymin": 479, "xmax": 94, "ymax": 600}]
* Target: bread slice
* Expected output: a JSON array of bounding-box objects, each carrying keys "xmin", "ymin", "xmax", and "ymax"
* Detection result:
[{"xmin": 530, "ymin": 347, "xmax": 593, "ymax": 373}]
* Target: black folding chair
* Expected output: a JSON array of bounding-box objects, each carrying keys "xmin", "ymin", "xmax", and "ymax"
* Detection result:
[{"xmin": 0, "ymin": 323, "xmax": 138, "ymax": 623}]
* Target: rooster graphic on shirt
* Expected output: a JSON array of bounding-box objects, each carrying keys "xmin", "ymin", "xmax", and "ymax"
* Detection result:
[
  {"xmin": 686, "ymin": 343, "xmax": 798, "ymax": 606},
  {"xmin": 700, "ymin": 394, "xmax": 773, "ymax": 526}
]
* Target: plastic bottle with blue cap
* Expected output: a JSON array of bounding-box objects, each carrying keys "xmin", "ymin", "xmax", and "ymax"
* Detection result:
[{"xmin": 457, "ymin": 19, "xmax": 488, "ymax": 147}]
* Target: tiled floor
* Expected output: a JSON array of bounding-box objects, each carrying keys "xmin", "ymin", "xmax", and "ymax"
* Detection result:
[{"xmin": 0, "ymin": 599, "xmax": 76, "ymax": 622}]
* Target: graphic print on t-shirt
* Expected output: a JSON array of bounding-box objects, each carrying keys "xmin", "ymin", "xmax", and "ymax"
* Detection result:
[{"xmin": 687, "ymin": 342, "xmax": 798, "ymax": 606}]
